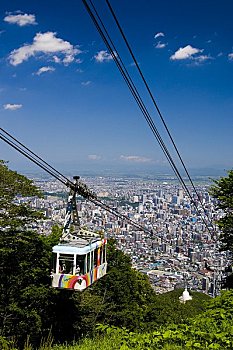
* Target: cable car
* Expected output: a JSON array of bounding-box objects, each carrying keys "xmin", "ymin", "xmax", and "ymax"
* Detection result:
[
  {"xmin": 50, "ymin": 176, "xmax": 107, "ymax": 291},
  {"xmin": 51, "ymin": 230, "xmax": 107, "ymax": 291}
]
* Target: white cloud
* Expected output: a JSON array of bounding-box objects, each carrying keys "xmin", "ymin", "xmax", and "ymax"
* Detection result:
[
  {"xmin": 9, "ymin": 32, "xmax": 81, "ymax": 66},
  {"xmin": 35, "ymin": 66, "xmax": 55, "ymax": 75},
  {"xmin": 94, "ymin": 50, "xmax": 114, "ymax": 63},
  {"xmin": 170, "ymin": 45, "xmax": 203, "ymax": 60},
  {"xmin": 4, "ymin": 13, "xmax": 37, "ymax": 26},
  {"xmin": 228, "ymin": 53, "xmax": 233, "ymax": 60},
  {"xmin": 53, "ymin": 55, "xmax": 61, "ymax": 63},
  {"xmin": 155, "ymin": 41, "xmax": 167, "ymax": 49},
  {"xmin": 193, "ymin": 55, "xmax": 212, "ymax": 63},
  {"xmin": 3, "ymin": 103, "xmax": 22, "ymax": 110},
  {"xmin": 154, "ymin": 32, "xmax": 165, "ymax": 39},
  {"xmin": 120, "ymin": 155, "xmax": 152, "ymax": 163},
  {"xmin": 81, "ymin": 81, "xmax": 91, "ymax": 86},
  {"xmin": 76, "ymin": 58, "xmax": 83, "ymax": 64},
  {"xmin": 88, "ymin": 154, "xmax": 101, "ymax": 160},
  {"xmin": 63, "ymin": 54, "xmax": 75, "ymax": 65},
  {"xmin": 188, "ymin": 55, "xmax": 213, "ymax": 66}
]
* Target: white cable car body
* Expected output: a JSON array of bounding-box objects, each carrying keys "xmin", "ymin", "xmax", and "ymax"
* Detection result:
[
  {"xmin": 51, "ymin": 176, "xmax": 107, "ymax": 291},
  {"xmin": 51, "ymin": 232, "xmax": 107, "ymax": 291}
]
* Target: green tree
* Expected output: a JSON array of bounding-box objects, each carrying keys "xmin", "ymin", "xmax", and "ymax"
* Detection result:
[
  {"xmin": 209, "ymin": 170, "xmax": 233, "ymax": 252},
  {"xmin": 145, "ymin": 288, "xmax": 210, "ymax": 328},
  {"xmin": 87, "ymin": 239, "xmax": 157, "ymax": 331},
  {"xmin": 0, "ymin": 160, "xmax": 43, "ymax": 229},
  {"xmin": 98, "ymin": 290, "xmax": 233, "ymax": 350},
  {"xmin": 0, "ymin": 161, "xmax": 55, "ymax": 346},
  {"xmin": 42, "ymin": 224, "xmax": 63, "ymax": 249}
]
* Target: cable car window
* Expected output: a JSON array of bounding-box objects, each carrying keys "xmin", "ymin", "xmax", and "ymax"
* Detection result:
[
  {"xmin": 76, "ymin": 254, "xmax": 86, "ymax": 275},
  {"xmin": 94, "ymin": 248, "xmax": 98, "ymax": 267},
  {"xmin": 91, "ymin": 250, "xmax": 94, "ymax": 270},
  {"xmin": 86, "ymin": 252, "xmax": 90, "ymax": 273},
  {"xmin": 99, "ymin": 246, "xmax": 103, "ymax": 265},
  {"xmin": 103, "ymin": 244, "xmax": 106, "ymax": 263},
  {"xmin": 59, "ymin": 253, "xmax": 74, "ymax": 274},
  {"xmin": 52, "ymin": 252, "xmax": 57, "ymax": 273},
  {"xmin": 102, "ymin": 244, "xmax": 105, "ymax": 263}
]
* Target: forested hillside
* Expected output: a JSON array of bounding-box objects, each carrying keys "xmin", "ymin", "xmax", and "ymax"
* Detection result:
[{"xmin": 0, "ymin": 161, "xmax": 232, "ymax": 350}]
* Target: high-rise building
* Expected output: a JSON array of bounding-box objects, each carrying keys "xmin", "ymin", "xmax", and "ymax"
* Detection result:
[
  {"xmin": 158, "ymin": 189, "xmax": 163, "ymax": 198},
  {"xmin": 178, "ymin": 189, "xmax": 184, "ymax": 200},
  {"xmin": 132, "ymin": 195, "xmax": 139, "ymax": 203},
  {"xmin": 138, "ymin": 203, "xmax": 143, "ymax": 213},
  {"xmin": 172, "ymin": 195, "xmax": 180, "ymax": 205},
  {"xmin": 202, "ymin": 276, "xmax": 210, "ymax": 293},
  {"xmin": 142, "ymin": 194, "xmax": 147, "ymax": 204},
  {"xmin": 190, "ymin": 252, "xmax": 196, "ymax": 263}
]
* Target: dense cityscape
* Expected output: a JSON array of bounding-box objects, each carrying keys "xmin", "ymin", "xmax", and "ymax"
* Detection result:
[{"xmin": 17, "ymin": 173, "xmax": 231, "ymax": 297}]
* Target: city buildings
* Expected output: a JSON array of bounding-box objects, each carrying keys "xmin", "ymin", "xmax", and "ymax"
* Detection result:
[{"xmin": 20, "ymin": 173, "xmax": 230, "ymax": 296}]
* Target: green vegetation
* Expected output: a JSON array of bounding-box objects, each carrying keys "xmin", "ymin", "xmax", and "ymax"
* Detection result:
[
  {"xmin": 2, "ymin": 288, "xmax": 233, "ymax": 349},
  {"xmin": 209, "ymin": 170, "xmax": 233, "ymax": 252},
  {"xmin": 94, "ymin": 289, "xmax": 233, "ymax": 349},
  {"xmin": 1, "ymin": 161, "xmax": 233, "ymax": 350},
  {"xmin": 0, "ymin": 161, "xmax": 55, "ymax": 347},
  {"xmin": 209, "ymin": 170, "xmax": 233, "ymax": 288},
  {"xmin": 0, "ymin": 160, "xmax": 43, "ymax": 229}
]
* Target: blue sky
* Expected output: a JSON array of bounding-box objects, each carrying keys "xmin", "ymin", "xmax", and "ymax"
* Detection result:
[{"xmin": 1, "ymin": 0, "xmax": 233, "ymax": 174}]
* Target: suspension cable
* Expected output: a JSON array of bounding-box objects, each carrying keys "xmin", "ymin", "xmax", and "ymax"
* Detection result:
[
  {"xmin": 1, "ymin": 127, "xmax": 71, "ymax": 186},
  {"xmin": 81, "ymin": 0, "xmax": 213, "ymax": 233},
  {"xmin": 0, "ymin": 131, "xmax": 67, "ymax": 186},
  {"xmin": 105, "ymin": 0, "xmax": 210, "ymax": 220},
  {"xmin": 0, "ymin": 128, "xmax": 152, "ymax": 234}
]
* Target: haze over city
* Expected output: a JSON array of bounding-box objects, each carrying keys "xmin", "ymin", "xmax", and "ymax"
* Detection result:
[{"xmin": 1, "ymin": 0, "xmax": 232, "ymax": 174}]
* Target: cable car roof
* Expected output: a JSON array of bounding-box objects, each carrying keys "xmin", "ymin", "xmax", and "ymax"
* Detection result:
[{"xmin": 53, "ymin": 238, "xmax": 106, "ymax": 255}]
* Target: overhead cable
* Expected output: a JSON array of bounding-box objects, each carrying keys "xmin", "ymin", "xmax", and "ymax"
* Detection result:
[
  {"xmin": 0, "ymin": 130, "xmax": 67, "ymax": 186},
  {"xmin": 105, "ymin": 0, "xmax": 210, "ymax": 221},
  {"xmin": 0, "ymin": 127, "xmax": 152, "ymax": 235},
  {"xmin": 81, "ymin": 0, "xmax": 213, "ymax": 233}
]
